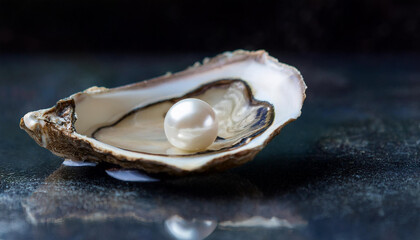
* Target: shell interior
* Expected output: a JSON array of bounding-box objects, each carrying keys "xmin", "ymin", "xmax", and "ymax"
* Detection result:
[{"xmin": 92, "ymin": 79, "xmax": 274, "ymax": 156}]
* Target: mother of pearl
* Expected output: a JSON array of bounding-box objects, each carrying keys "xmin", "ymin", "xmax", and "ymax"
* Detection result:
[{"xmin": 164, "ymin": 98, "xmax": 218, "ymax": 151}]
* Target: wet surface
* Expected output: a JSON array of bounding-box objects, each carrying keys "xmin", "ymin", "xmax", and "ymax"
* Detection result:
[{"xmin": 1, "ymin": 53, "xmax": 419, "ymax": 239}]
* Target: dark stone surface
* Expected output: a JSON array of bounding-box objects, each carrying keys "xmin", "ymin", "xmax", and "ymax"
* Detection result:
[{"xmin": 0, "ymin": 53, "xmax": 419, "ymax": 240}]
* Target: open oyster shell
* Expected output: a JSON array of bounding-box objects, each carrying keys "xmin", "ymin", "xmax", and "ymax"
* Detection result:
[{"xmin": 20, "ymin": 50, "xmax": 306, "ymax": 175}]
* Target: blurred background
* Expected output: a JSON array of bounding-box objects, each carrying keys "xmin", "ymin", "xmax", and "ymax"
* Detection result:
[{"xmin": 1, "ymin": 0, "xmax": 419, "ymax": 55}]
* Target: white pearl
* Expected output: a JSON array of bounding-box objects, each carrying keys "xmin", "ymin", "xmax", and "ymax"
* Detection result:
[{"xmin": 164, "ymin": 98, "xmax": 218, "ymax": 151}]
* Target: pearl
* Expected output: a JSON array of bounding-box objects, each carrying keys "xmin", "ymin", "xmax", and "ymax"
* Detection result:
[{"xmin": 164, "ymin": 98, "xmax": 218, "ymax": 151}]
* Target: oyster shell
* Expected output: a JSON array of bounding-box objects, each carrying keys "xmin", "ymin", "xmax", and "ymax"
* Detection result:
[{"xmin": 20, "ymin": 50, "xmax": 306, "ymax": 175}]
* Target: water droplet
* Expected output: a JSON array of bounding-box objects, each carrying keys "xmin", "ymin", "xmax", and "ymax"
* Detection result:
[
  {"xmin": 62, "ymin": 159, "xmax": 97, "ymax": 167},
  {"xmin": 105, "ymin": 169, "xmax": 159, "ymax": 182}
]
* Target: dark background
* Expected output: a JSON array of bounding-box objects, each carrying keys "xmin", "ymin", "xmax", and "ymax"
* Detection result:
[
  {"xmin": 1, "ymin": 0, "xmax": 419, "ymax": 54},
  {"xmin": 1, "ymin": 1, "xmax": 420, "ymax": 239}
]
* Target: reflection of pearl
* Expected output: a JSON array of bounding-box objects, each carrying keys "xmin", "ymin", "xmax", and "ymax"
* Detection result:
[
  {"xmin": 164, "ymin": 215, "xmax": 217, "ymax": 240},
  {"xmin": 164, "ymin": 98, "xmax": 218, "ymax": 151}
]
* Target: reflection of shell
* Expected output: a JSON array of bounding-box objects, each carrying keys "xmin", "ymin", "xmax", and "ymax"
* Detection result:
[
  {"xmin": 22, "ymin": 165, "xmax": 306, "ymax": 228},
  {"xmin": 20, "ymin": 50, "xmax": 306, "ymax": 175},
  {"xmin": 22, "ymin": 166, "xmax": 307, "ymax": 239}
]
